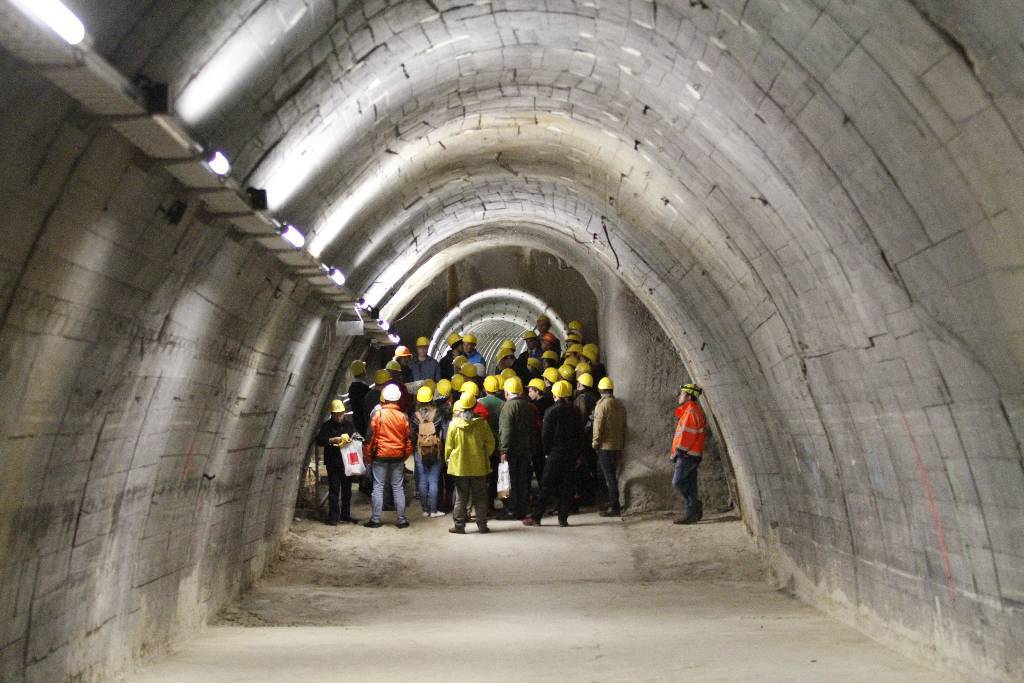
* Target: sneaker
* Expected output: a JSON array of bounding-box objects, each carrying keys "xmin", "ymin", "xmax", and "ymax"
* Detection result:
[
  {"xmin": 477, "ymin": 526, "xmax": 491, "ymax": 534},
  {"xmin": 449, "ymin": 526, "xmax": 466, "ymax": 534},
  {"xmin": 422, "ymin": 512, "xmax": 430, "ymax": 518},
  {"xmin": 396, "ymin": 520, "xmax": 410, "ymax": 529},
  {"xmin": 430, "ymin": 511, "xmax": 446, "ymax": 518},
  {"xmin": 522, "ymin": 518, "xmax": 539, "ymax": 526},
  {"xmin": 364, "ymin": 520, "xmax": 382, "ymax": 528}
]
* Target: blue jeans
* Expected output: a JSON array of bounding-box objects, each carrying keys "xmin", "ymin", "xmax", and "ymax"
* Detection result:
[
  {"xmin": 371, "ymin": 459, "xmax": 407, "ymax": 523},
  {"xmin": 672, "ymin": 454, "xmax": 702, "ymax": 516},
  {"xmin": 415, "ymin": 454, "xmax": 443, "ymax": 513}
]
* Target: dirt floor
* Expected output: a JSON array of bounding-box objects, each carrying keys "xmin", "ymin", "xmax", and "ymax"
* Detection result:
[{"xmin": 126, "ymin": 499, "xmax": 948, "ymax": 682}]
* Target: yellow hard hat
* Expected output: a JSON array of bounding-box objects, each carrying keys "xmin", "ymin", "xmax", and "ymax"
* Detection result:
[
  {"xmin": 462, "ymin": 333, "xmax": 478, "ymax": 344},
  {"xmin": 349, "ymin": 360, "xmax": 366, "ymax": 377},
  {"xmin": 567, "ymin": 343, "xmax": 583, "ymax": 354},
  {"xmin": 552, "ymin": 380, "xmax": 573, "ymax": 398},
  {"xmin": 582, "ymin": 345, "xmax": 599, "ymax": 362},
  {"xmin": 566, "ymin": 332, "xmax": 582, "ymax": 343},
  {"xmin": 536, "ymin": 314, "xmax": 551, "ymax": 325},
  {"xmin": 386, "ymin": 360, "xmax": 402, "ymax": 372},
  {"xmin": 416, "ymin": 386, "xmax": 434, "ymax": 403},
  {"xmin": 330, "ymin": 399, "xmax": 345, "ymax": 413},
  {"xmin": 451, "ymin": 374, "xmax": 465, "ymax": 391},
  {"xmin": 453, "ymin": 355, "xmax": 468, "ymax": 369},
  {"xmin": 522, "ymin": 330, "xmax": 538, "ymax": 340},
  {"xmin": 437, "ymin": 379, "xmax": 453, "ymax": 397},
  {"xmin": 462, "ymin": 382, "xmax": 480, "ymax": 398},
  {"xmin": 542, "ymin": 367, "xmax": 560, "ymax": 384},
  {"xmin": 394, "ymin": 345, "xmax": 413, "ymax": 358},
  {"xmin": 558, "ymin": 365, "xmax": 575, "ymax": 381},
  {"xmin": 423, "ymin": 379, "xmax": 436, "ymax": 390},
  {"xmin": 575, "ymin": 361, "xmax": 591, "ymax": 375},
  {"xmin": 577, "ymin": 373, "xmax": 594, "ymax": 388},
  {"xmin": 528, "ymin": 378, "xmax": 546, "ymax": 392},
  {"xmin": 500, "ymin": 368, "xmax": 517, "ymax": 380},
  {"xmin": 483, "ymin": 375, "xmax": 501, "ymax": 393},
  {"xmin": 567, "ymin": 320, "xmax": 583, "ymax": 331},
  {"xmin": 681, "ymin": 383, "xmax": 703, "ymax": 398},
  {"xmin": 455, "ymin": 393, "xmax": 477, "ymax": 411},
  {"xmin": 498, "ymin": 348, "xmax": 515, "ymax": 361},
  {"xmin": 415, "ymin": 336, "xmax": 430, "ymax": 347},
  {"xmin": 373, "ymin": 369, "xmax": 391, "ymax": 385},
  {"xmin": 541, "ymin": 350, "xmax": 559, "ymax": 361},
  {"xmin": 598, "ymin": 377, "xmax": 614, "ymax": 391},
  {"xmin": 564, "ymin": 357, "xmax": 579, "ymax": 367},
  {"xmin": 527, "ymin": 357, "xmax": 542, "ymax": 370},
  {"xmin": 500, "ymin": 338, "xmax": 516, "ymax": 349},
  {"xmin": 504, "ymin": 377, "xmax": 524, "ymax": 394},
  {"xmin": 446, "ymin": 332, "xmax": 462, "ymax": 346},
  {"xmin": 583, "ymin": 342, "xmax": 599, "ymax": 356},
  {"xmin": 462, "ymin": 363, "xmax": 479, "ymax": 378}
]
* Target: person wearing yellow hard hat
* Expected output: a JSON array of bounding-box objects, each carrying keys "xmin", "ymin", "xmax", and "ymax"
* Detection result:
[
  {"xmin": 581, "ymin": 343, "xmax": 606, "ymax": 382},
  {"xmin": 526, "ymin": 377, "xmax": 552, "ymax": 485},
  {"xmin": 557, "ymin": 364, "xmax": 576, "ymax": 384},
  {"xmin": 412, "ymin": 385, "xmax": 445, "ymax": 518},
  {"xmin": 523, "ymin": 380, "xmax": 582, "ymax": 528},
  {"xmin": 347, "ymin": 360, "xmax": 371, "ymax": 436},
  {"xmin": 410, "ymin": 335, "xmax": 442, "ymax": 382},
  {"xmin": 525, "ymin": 356, "xmax": 543, "ymax": 379},
  {"xmin": 316, "ymin": 397, "xmax": 359, "ymax": 526},
  {"xmin": 496, "ymin": 375, "xmax": 534, "ymax": 520},
  {"xmin": 393, "ymin": 345, "xmax": 414, "ymax": 382},
  {"xmin": 383, "ymin": 360, "xmax": 411, "ymax": 413},
  {"xmin": 450, "ymin": 374, "xmax": 466, "ymax": 392},
  {"xmin": 542, "ymin": 366, "xmax": 560, "ymax": 388},
  {"xmin": 461, "ymin": 332, "xmax": 485, "ymax": 367},
  {"xmin": 565, "ymin": 343, "xmax": 584, "ymax": 363},
  {"xmin": 439, "ymin": 332, "xmax": 465, "ymax": 378},
  {"xmin": 592, "ymin": 377, "xmax": 626, "ymax": 516},
  {"xmin": 573, "ymin": 372, "xmax": 601, "ymax": 508},
  {"xmin": 541, "ymin": 349, "xmax": 560, "ymax": 369},
  {"xmin": 535, "ymin": 314, "xmax": 552, "ymax": 337},
  {"xmin": 672, "ymin": 383, "xmax": 707, "ymax": 525},
  {"xmin": 479, "ymin": 375, "xmax": 505, "ymax": 506},
  {"xmin": 566, "ymin": 331, "xmax": 582, "ymax": 345},
  {"xmin": 514, "ymin": 328, "xmax": 543, "ymax": 378},
  {"xmin": 564, "ymin": 356, "xmax": 579, "ymax": 368},
  {"xmin": 567, "ymin": 320, "xmax": 584, "ymax": 334},
  {"xmin": 444, "ymin": 391, "xmax": 495, "ymax": 534}
]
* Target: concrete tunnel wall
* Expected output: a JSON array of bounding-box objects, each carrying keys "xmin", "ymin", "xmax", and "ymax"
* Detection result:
[{"xmin": 0, "ymin": 1, "xmax": 1023, "ymax": 681}]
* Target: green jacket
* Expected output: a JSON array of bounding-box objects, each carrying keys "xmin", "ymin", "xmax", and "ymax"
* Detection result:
[
  {"xmin": 499, "ymin": 395, "xmax": 538, "ymax": 458},
  {"xmin": 445, "ymin": 413, "xmax": 495, "ymax": 477},
  {"xmin": 478, "ymin": 394, "xmax": 504, "ymax": 437}
]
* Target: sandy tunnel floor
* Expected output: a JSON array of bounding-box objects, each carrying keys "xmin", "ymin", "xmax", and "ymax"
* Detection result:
[{"xmin": 126, "ymin": 501, "xmax": 946, "ymax": 682}]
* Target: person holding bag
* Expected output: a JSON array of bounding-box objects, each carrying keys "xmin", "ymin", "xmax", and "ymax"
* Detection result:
[
  {"xmin": 412, "ymin": 385, "xmax": 446, "ymax": 518},
  {"xmin": 445, "ymin": 392, "xmax": 495, "ymax": 534},
  {"xmin": 315, "ymin": 399, "xmax": 359, "ymax": 526}
]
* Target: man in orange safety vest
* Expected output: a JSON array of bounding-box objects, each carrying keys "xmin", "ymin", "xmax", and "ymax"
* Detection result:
[{"xmin": 670, "ymin": 383, "xmax": 707, "ymax": 524}]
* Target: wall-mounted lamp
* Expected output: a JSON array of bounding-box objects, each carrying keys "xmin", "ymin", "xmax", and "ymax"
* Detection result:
[
  {"xmin": 205, "ymin": 150, "xmax": 230, "ymax": 176},
  {"xmin": 13, "ymin": 0, "xmax": 85, "ymax": 45},
  {"xmin": 378, "ymin": 319, "xmax": 390, "ymax": 332},
  {"xmin": 279, "ymin": 223, "xmax": 305, "ymax": 248},
  {"xmin": 327, "ymin": 267, "xmax": 346, "ymax": 286}
]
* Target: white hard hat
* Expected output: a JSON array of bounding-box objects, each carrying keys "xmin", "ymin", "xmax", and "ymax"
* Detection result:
[{"xmin": 381, "ymin": 384, "xmax": 402, "ymax": 402}]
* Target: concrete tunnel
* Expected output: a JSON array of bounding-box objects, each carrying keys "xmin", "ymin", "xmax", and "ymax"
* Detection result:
[{"xmin": 0, "ymin": 0, "xmax": 1022, "ymax": 680}]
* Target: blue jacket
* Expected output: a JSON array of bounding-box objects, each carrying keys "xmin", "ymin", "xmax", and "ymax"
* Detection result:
[{"xmin": 410, "ymin": 356, "xmax": 441, "ymax": 382}]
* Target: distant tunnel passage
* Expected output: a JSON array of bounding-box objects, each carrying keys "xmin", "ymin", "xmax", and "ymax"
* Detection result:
[{"xmin": 0, "ymin": 1, "xmax": 1022, "ymax": 682}]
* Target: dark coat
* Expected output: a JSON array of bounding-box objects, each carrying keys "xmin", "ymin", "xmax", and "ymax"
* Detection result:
[{"xmin": 542, "ymin": 399, "xmax": 582, "ymax": 458}]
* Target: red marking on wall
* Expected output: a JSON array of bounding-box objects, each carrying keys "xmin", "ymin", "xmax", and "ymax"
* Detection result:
[
  {"xmin": 180, "ymin": 441, "xmax": 198, "ymax": 482},
  {"xmin": 897, "ymin": 398, "xmax": 956, "ymax": 601}
]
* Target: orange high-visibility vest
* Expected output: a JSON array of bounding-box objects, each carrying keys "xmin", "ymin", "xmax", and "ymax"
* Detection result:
[{"xmin": 670, "ymin": 401, "xmax": 706, "ymax": 456}]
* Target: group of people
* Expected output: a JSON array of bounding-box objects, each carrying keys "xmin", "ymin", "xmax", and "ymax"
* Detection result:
[{"xmin": 316, "ymin": 314, "xmax": 709, "ymax": 534}]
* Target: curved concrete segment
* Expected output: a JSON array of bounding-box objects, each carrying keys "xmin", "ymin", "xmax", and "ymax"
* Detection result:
[{"xmin": 0, "ymin": 0, "xmax": 1021, "ymax": 681}]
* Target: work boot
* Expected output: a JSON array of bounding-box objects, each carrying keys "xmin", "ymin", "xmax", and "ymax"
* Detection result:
[
  {"xmin": 340, "ymin": 516, "xmax": 359, "ymax": 524},
  {"xmin": 558, "ymin": 518, "xmax": 569, "ymax": 527},
  {"xmin": 673, "ymin": 514, "xmax": 699, "ymax": 525},
  {"xmin": 396, "ymin": 520, "xmax": 410, "ymax": 529},
  {"xmin": 364, "ymin": 520, "xmax": 383, "ymax": 528},
  {"xmin": 325, "ymin": 519, "xmax": 338, "ymax": 526},
  {"xmin": 477, "ymin": 525, "xmax": 491, "ymax": 534},
  {"xmin": 449, "ymin": 526, "xmax": 466, "ymax": 534}
]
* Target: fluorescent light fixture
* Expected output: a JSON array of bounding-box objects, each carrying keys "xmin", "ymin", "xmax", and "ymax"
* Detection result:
[
  {"xmin": 378, "ymin": 320, "xmax": 390, "ymax": 332},
  {"xmin": 327, "ymin": 267, "xmax": 346, "ymax": 286},
  {"xmin": 205, "ymin": 150, "xmax": 231, "ymax": 176},
  {"xmin": 15, "ymin": 0, "xmax": 85, "ymax": 45},
  {"xmin": 279, "ymin": 223, "xmax": 305, "ymax": 248},
  {"xmin": 388, "ymin": 333, "xmax": 400, "ymax": 344}
]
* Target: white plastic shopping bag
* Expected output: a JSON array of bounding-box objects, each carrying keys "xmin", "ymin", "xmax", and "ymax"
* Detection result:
[
  {"xmin": 341, "ymin": 438, "xmax": 366, "ymax": 477},
  {"xmin": 496, "ymin": 461, "xmax": 511, "ymax": 499}
]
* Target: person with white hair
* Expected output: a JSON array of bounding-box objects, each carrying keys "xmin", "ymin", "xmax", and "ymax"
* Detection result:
[{"xmin": 364, "ymin": 384, "xmax": 414, "ymax": 528}]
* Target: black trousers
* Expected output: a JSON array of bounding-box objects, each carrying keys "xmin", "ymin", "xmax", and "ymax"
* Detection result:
[
  {"xmin": 508, "ymin": 453, "xmax": 533, "ymax": 518},
  {"xmin": 325, "ymin": 459, "xmax": 353, "ymax": 522},
  {"xmin": 531, "ymin": 453, "xmax": 575, "ymax": 522},
  {"xmin": 575, "ymin": 443, "xmax": 602, "ymax": 504},
  {"xmin": 487, "ymin": 452, "xmax": 500, "ymax": 510}
]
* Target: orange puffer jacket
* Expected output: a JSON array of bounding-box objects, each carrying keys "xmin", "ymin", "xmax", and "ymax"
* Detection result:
[{"xmin": 368, "ymin": 404, "xmax": 413, "ymax": 460}]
